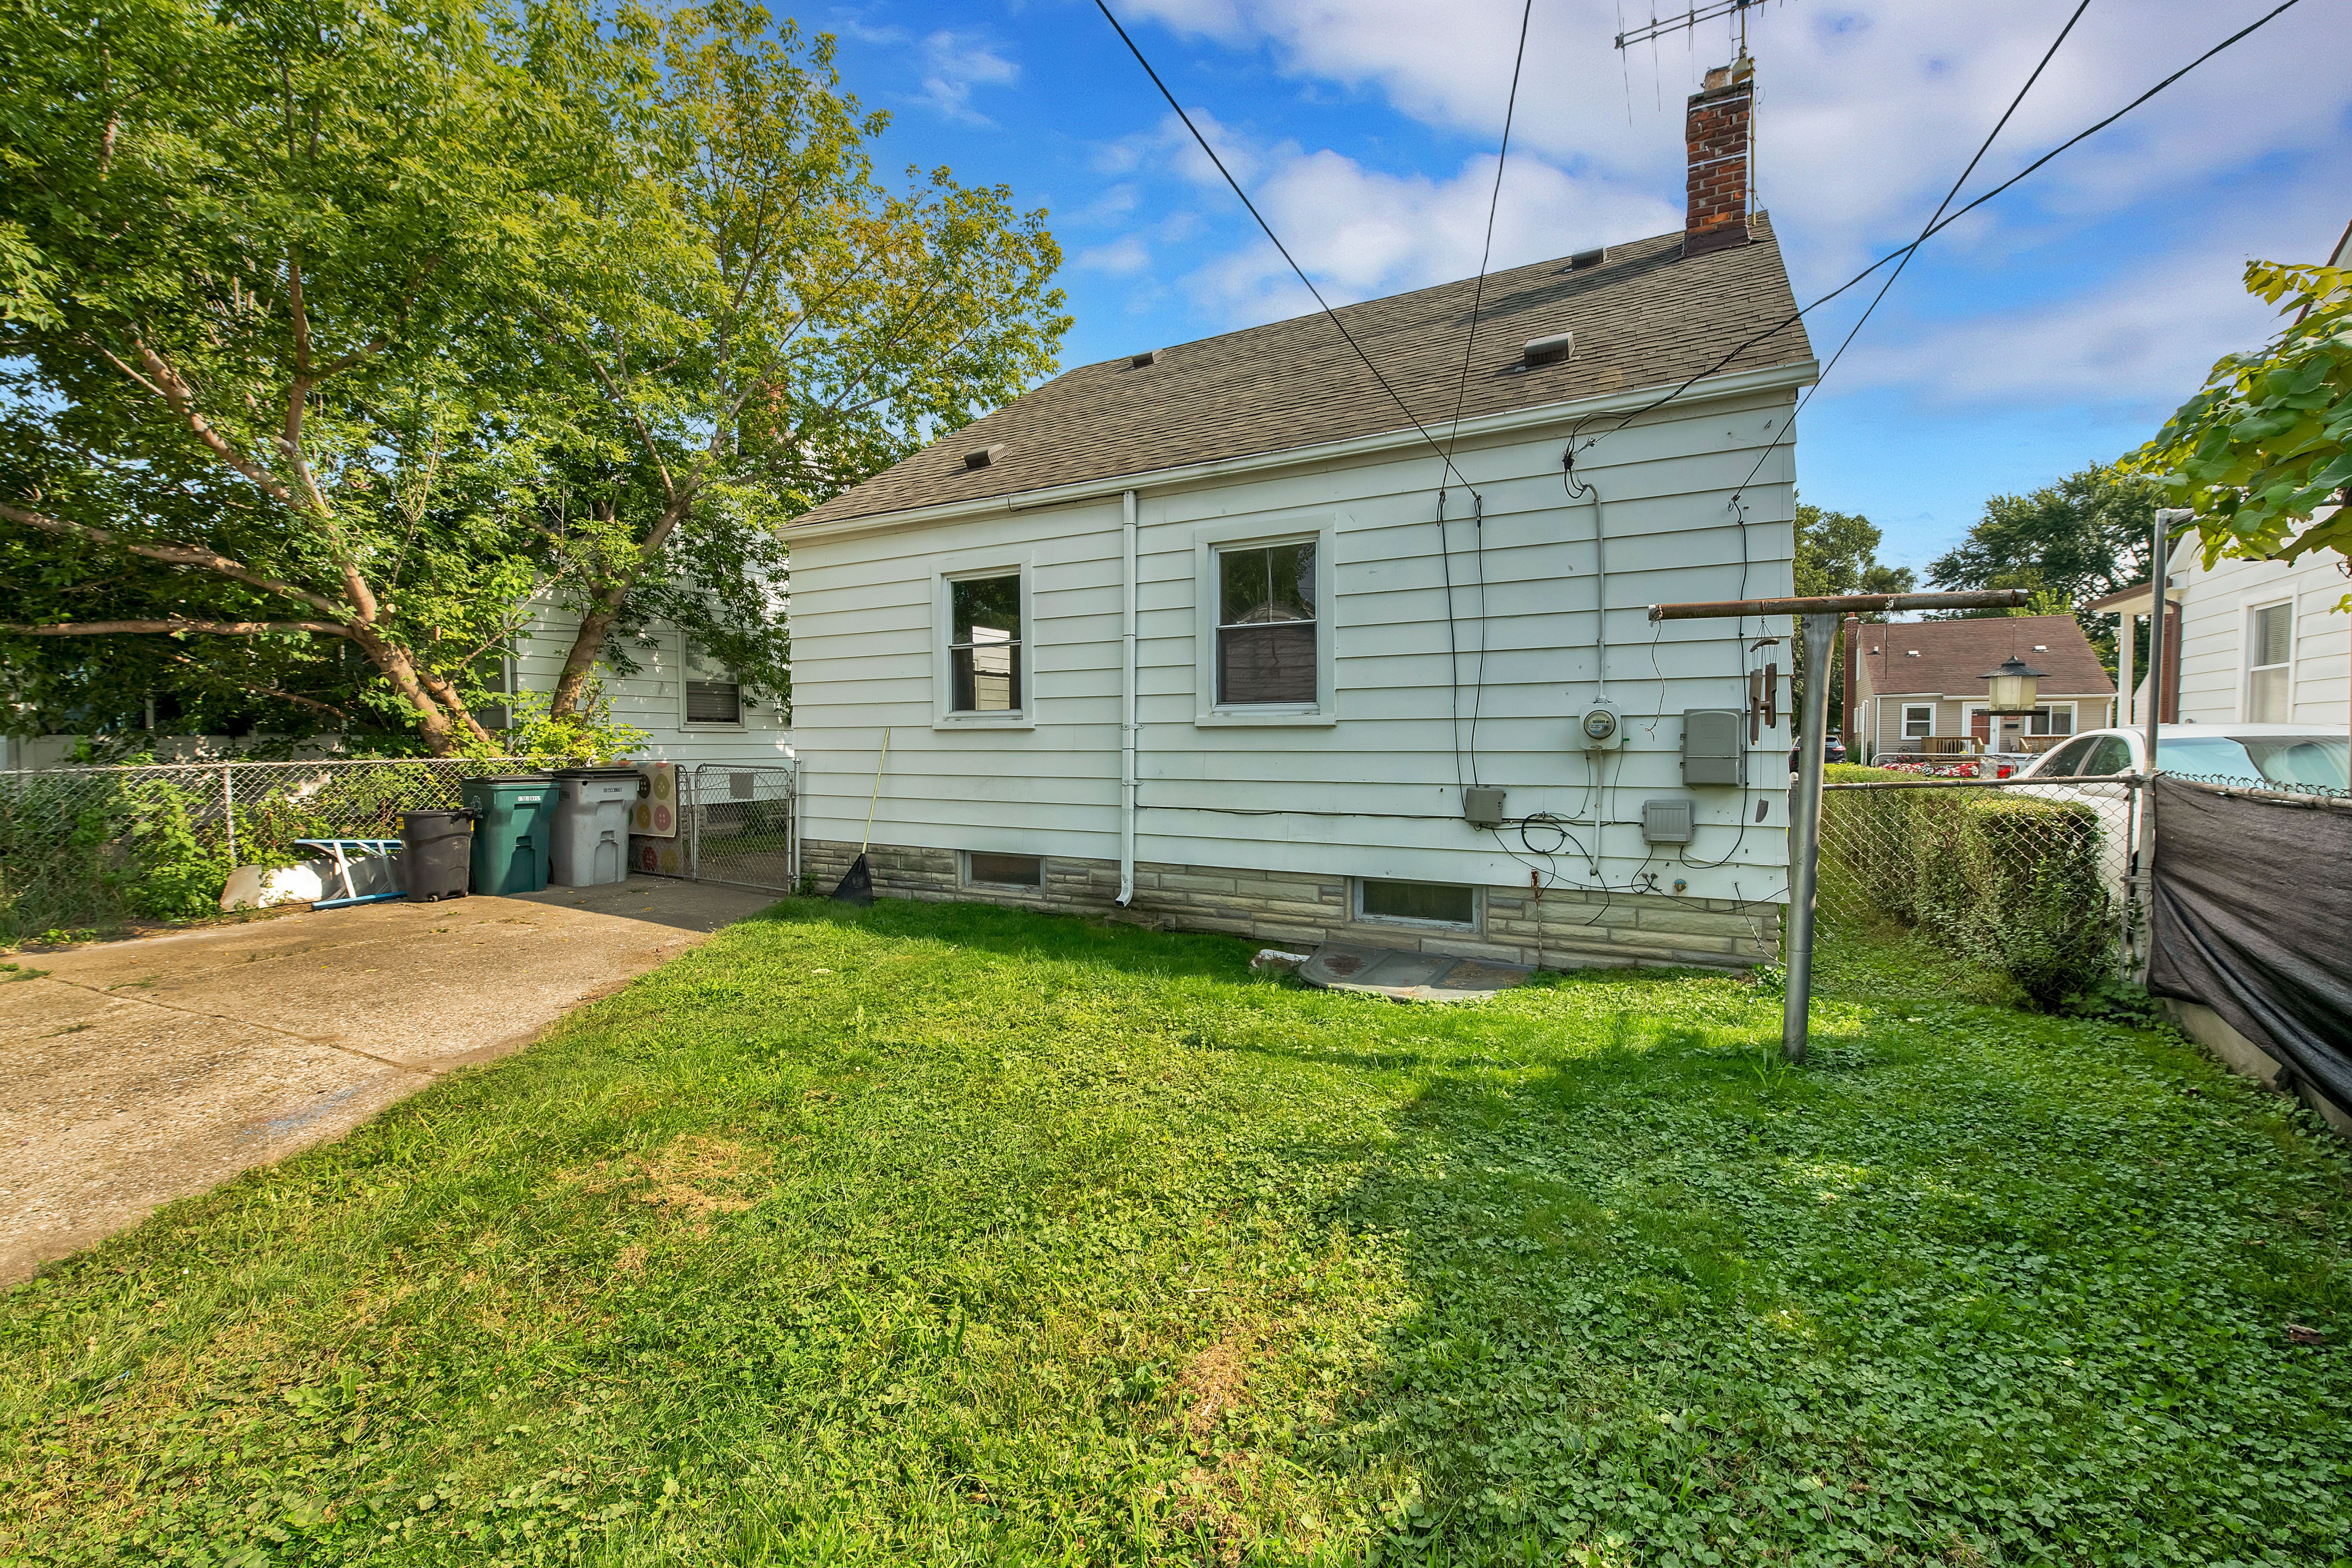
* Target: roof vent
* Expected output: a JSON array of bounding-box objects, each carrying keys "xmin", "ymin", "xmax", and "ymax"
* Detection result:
[
  {"xmin": 1521, "ymin": 330, "xmax": 1575, "ymax": 368},
  {"xmin": 1129, "ymin": 349, "xmax": 1159, "ymax": 368},
  {"xmin": 1568, "ymin": 248, "xmax": 1605, "ymax": 269},
  {"xmin": 964, "ymin": 443, "xmax": 1006, "ymax": 470},
  {"xmin": 1905, "ymin": 649, "xmax": 1921, "ymax": 657},
  {"xmin": 2031, "ymin": 643, "xmax": 2049, "ymax": 652}
]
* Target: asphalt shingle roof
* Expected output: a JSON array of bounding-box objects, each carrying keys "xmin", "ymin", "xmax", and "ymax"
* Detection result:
[
  {"xmin": 1857, "ymin": 614, "xmax": 2116, "ymax": 698},
  {"xmin": 795, "ymin": 217, "xmax": 1813, "ymax": 528}
]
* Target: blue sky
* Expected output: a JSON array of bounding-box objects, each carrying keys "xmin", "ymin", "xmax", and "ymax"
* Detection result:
[{"xmin": 819, "ymin": 0, "xmax": 2352, "ymax": 575}]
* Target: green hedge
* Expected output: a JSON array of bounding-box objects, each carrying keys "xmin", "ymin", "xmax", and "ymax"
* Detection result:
[{"xmin": 1820, "ymin": 778, "xmax": 2115, "ymax": 1007}]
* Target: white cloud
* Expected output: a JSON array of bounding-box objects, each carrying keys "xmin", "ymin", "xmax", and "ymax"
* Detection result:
[
  {"xmin": 1115, "ymin": 0, "xmax": 2352, "ymax": 276},
  {"xmin": 1078, "ymin": 234, "xmax": 1153, "ymax": 275},
  {"xmin": 916, "ymin": 30, "xmax": 1020, "ymax": 124}
]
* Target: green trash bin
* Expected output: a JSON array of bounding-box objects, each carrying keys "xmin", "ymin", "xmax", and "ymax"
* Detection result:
[{"xmin": 460, "ymin": 773, "xmax": 557, "ymax": 895}]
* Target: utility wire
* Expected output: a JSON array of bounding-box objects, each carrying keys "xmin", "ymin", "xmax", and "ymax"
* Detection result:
[
  {"xmin": 1567, "ymin": 0, "xmax": 2307, "ymax": 465},
  {"xmin": 1436, "ymin": 0, "xmax": 1535, "ymax": 794},
  {"xmin": 1092, "ymin": 0, "xmax": 1477, "ymax": 493},
  {"xmin": 1723, "ymin": 0, "xmax": 2094, "ymax": 503}
]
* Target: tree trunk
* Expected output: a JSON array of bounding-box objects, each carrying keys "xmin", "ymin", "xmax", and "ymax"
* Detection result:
[
  {"xmin": 416, "ymin": 667, "xmax": 496, "ymax": 749},
  {"xmin": 348, "ymin": 625, "xmax": 459, "ymax": 755},
  {"xmin": 548, "ymin": 590, "xmax": 626, "ymax": 719}
]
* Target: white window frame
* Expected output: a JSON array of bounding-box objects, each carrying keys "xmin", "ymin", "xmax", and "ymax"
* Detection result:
[
  {"xmin": 1352, "ymin": 877, "xmax": 1481, "ymax": 932},
  {"xmin": 1192, "ymin": 515, "xmax": 1338, "ymax": 727},
  {"xmin": 679, "ymin": 637, "xmax": 746, "ymax": 732},
  {"xmin": 1962, "ymin": 700, "xmax": 2076, "ymax": 741},
  {"xmin": 2244, "ymin": 597, "xmax": 2294, "ymax": 722},
  {"xmin": 932, "ymin": 552, "xmax": 1036, "ymax": 731},
  {"xmin": 1901, "ymin": 703, "xmax": 1934, "ymax": 739}
]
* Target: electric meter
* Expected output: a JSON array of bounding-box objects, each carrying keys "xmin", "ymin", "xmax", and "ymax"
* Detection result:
[{"xmin": 1578, "ymin": 696, "xmax": 1624, "ymax": 751}]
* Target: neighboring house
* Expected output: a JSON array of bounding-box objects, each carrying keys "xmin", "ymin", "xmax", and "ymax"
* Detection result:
[
  {"xmin": 2069, "ymin": 216, "xmax": 2352, "ymax": 738},
  {"xmin": 2086, "ymin": 548, "xmax": 2351, "ymax": 732},
  {"xmin": 783, "ymin": 66, "xmax": 1815, "ymax": 972},
  {"xmin": 0, "ymin": 603, "xmax": 790, "ymax": 770},
  {"xmin": 1844, "ymin": 613, "xmax": 2116, "ymax": 761},
  {"xmin": 489, "ymin": 604, "xmax": 792, "ymax": 765}
]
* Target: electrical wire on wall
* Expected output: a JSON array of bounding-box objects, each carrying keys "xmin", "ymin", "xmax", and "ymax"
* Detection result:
[{"xmin": 1092, "ymin": 0, "xmax": 2303, "ymax": 918}]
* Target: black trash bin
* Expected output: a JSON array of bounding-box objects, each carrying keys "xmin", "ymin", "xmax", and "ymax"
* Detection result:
[{"xmin": 399, "ymin": 808, "xmax": 478, "ymax": 901}]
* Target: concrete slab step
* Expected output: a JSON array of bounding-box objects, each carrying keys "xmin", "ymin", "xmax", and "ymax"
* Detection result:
[{"xmin": 1298, "ymin": 942, "xmax": 1531, "ymax": 1002}]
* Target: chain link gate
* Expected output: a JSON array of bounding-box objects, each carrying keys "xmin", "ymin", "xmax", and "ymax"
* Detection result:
[{"xmin": 684, "ymin": 763, "xmax": 799, "ymax": 894}]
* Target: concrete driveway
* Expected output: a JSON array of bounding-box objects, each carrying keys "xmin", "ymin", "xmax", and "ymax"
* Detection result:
[{"xmin": 0, "ymin": 875, "xmax": 778, "ymax": 1288}]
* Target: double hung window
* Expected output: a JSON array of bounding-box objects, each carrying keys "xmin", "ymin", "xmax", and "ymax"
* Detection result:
[
  {"xmin": 684, "ymin": 643, "xmax": 742, "ymax": 725},
  {"xmin": 950, "ymin": 574, "xmax": 1023, "ymax": 714},
  {"xmin": 1901, "ymin": 704, "xmax": 1933, "ymax": 739},
  {"xmin": 1215, "ymin": 540, "xmax": 1317, "ymax": 706},
  {"xmin": 2249, "ymin": 602, "xmax": 2292, "ymax": 722}
]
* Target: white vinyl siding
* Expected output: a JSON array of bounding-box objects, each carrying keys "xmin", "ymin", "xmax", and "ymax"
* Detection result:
[{"xmin": 786, "ymin": 387, "xmax": 1801, "ymax": 901}]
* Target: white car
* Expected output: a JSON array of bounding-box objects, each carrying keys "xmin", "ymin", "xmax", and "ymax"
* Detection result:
[
  {"xmin": 2010, "ymin": 723, "xmax": 2349, "ymax": 897},
  {"xmin": 2017, "ymin": 723, "xmax": 2349, "ymax": 789}
]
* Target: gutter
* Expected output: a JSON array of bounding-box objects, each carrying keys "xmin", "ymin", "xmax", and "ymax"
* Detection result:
[{"xmin": 787, "ymin": 359, "xmax": 1818, "ymax": 545}]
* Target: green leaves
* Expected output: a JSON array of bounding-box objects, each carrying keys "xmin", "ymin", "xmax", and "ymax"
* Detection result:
[{"xmin": 2128, "ymin": 261, "xmax": 2352, "ymax": 599}]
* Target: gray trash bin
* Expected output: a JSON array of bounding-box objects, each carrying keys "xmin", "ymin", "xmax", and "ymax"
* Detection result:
[{"xmin": 550, "ymin": 766, "xmax": 641, "ymax": 888}]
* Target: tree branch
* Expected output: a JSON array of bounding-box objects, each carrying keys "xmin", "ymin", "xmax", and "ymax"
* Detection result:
[
  {"xmin": 2, "ymin": 620, "xmax": 352, "ymax": 637},
  {"xmin": 0, "ymin": 501, "xmax": 347, "ymax": 617}
]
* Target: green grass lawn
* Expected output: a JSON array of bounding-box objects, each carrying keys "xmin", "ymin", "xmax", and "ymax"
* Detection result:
[{"xmin": 5, "ymin": 899, "xmax": 2349, "ymax": 1566}]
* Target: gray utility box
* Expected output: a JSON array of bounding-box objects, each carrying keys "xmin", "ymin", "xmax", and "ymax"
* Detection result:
[
  {"xmin": 1681, "ymin": 708, "xmax": 1746, "ymax": 786},
  {"xmin": 550, "ymin": 766, "xmax": 640, "ymax": 888},
  {"xmin": 1641, "ymin": 797, "xmax": 1696, "ymax": 844}
]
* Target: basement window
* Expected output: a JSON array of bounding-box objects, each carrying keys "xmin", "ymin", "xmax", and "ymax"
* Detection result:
[
  {"xmin": 966, "ymin": 851, "xmax": 1044, "ymax": 889},
  {"xmin": 1355, "ymin": 878, "xmax": 1478, "ymax": 930}
]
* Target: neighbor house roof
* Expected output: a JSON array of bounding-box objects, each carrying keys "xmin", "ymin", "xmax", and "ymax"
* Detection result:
[
  {"xmin": 794, "ymin": 218, "xmax": 1812, "ymax": 528},
  {"xmin": 1855, "ymin": 614, "xmax": 2115, "ymax": 698}
]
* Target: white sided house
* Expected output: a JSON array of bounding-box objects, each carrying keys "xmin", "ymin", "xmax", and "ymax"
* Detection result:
[
  {"xmin": 2086, "ymin": 550, "xmax": 2350, "ymax": 733},
  {"xmin": 787, "ymin": 79, "xmax": 1812, "ymax": 971},
  {"xmin": 486, "ymin": 603, "xmax": 792, "ymax": 766}
]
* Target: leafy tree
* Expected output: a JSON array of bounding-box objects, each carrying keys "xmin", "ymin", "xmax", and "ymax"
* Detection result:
[
  {"xmin": 1792, "ymin": 502, "xmax": 1914, "ymax": 731},
  {"xmin": 1924, "ymin": 462, "xmax": 2158, "ymax": 671},
  {"xmin": 0, "ymin": 0, "xmax": 642, "ymax": 753},
  {"xmin": 525, "ymin": 2, "xmax": 1070, "ymax": 719},
  {"xmin": 2126, "ymin": 260, "xmax": 2352, "ymax": 604},
  {"xmin": 1794, "ymin": 502, "xmax": 1916, "ymax": 602}
]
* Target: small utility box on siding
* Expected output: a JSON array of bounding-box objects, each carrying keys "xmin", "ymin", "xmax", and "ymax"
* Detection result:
[{"xmin": 1681, "ymin": 709, "xmax": 1745, "ymax": 786}]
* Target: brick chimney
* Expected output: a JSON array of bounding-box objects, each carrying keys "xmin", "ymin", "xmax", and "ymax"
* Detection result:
[{"xmin": 1684, "ymin": 60, "xmax": 1753, "ymax": 258}]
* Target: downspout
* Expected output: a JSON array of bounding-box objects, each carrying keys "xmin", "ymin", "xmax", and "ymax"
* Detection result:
[{"xmin": 1117, "ymin": 488, "xmax": 1139, "ymax": 907}]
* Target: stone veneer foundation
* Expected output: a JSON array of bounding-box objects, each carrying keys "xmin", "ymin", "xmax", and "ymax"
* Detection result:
[{"xmin": 800, "ymin": 839, "xmax": 1776, "ymax": 970}]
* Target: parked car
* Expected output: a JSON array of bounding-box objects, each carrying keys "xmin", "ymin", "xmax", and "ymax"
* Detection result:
[
  {"xmin": 2010, "ymin": 722, "xmax": 2349, "ymax": 901},
  {"xmin": 2017, "ymin": 722, "xmax": 2349, "ymax": 789},
  {"xmin": 1789, "ymin": 732, "xmax": 1848, "ymax": 773}
]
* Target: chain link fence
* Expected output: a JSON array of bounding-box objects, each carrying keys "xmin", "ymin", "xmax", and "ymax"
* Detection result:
[
  {"xmin": 683, "ymin": 763, "xmax": 798, "ymax": 893},
  {"xmin": 1818, "ymin": 773, "xmax": 2140, "ymax": 1006},
  {"xmin": 0, "ymin": 756, "xmax": 578, "ymax": 942}
]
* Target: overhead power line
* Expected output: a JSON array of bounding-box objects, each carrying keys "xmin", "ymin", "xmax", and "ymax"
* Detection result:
[
  {"xmin": 1723, "ymin": 0, "xmax": 2095, "ymax": 501},
  {"xmin": 1573, "ymin": 0, "xmax": 2308, "ymax": 462},
  {"xmin": 1091, "ymin": 0, "xmax": 1477, "ymax": 493}
]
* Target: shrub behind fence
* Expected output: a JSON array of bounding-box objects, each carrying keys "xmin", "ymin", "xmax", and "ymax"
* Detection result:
[
  {"xmin": 1818, "ymin": 768, "xmax": 2128, "ymax": 1007},
  {"xmin": 0, "ymin": 758, "xmax": 574, "ymax": 941}
]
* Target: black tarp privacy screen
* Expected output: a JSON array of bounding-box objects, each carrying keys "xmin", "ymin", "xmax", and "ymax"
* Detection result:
[{"xmin": 2146, "ymin": 775, "xmax": 2352, "ymax": 1114}]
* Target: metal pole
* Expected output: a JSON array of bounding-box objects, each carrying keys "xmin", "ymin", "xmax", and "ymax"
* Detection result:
[
  {"xmin": 222, "ymin": 763, "xmax": 236, "ymax": 866},
  {"xmin": 2138, "ymin": 509, "xmax": 2186, "ymax": 965},
  {"xmin": 1781, "ymin": 611, "xmax": 1837, "ymax": 1062}
]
